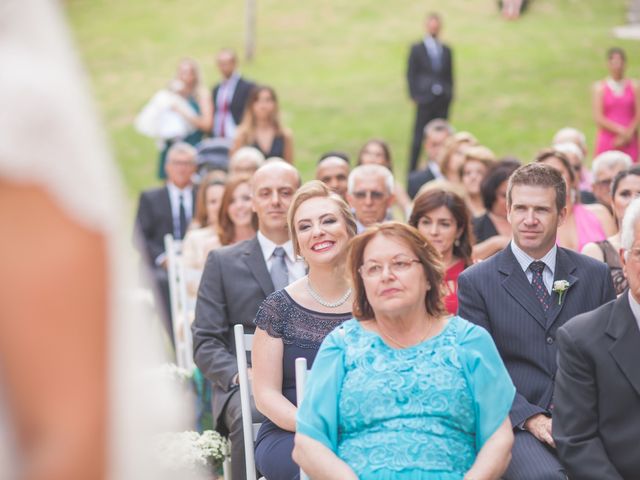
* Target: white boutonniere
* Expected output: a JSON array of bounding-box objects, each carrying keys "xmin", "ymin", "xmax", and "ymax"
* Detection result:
[{"xmin": 552, "ymin": 280, "xmax": 571, "ymax": 305}]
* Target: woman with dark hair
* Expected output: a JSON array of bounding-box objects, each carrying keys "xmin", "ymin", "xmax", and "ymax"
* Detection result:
[
  {"xmin": 472, "ymin": 161, "xmax": 519, "ymax": 260},
  {"xmin": 357, "ymin": 138, "xmax": 411, "ymax": 217},
  {"xmin": 217, "ymin": 174, "xmax": 256, "ymax": 246},
  {"xmin": 593, "ymin": 47, "xmax": 639, "ymax": 162},
  {"xmin": 582, "ymin": 165, "xmax": 640, "ymax": 294},
  {"xmin": 409, "ymin": 187, "xmax": 474, "ymax": 314},
  {"xmin": 536, "ymin": 149, "xmax": 615, "ymax": 251},
  {"xmin": 231, "ymin": 85, "xmax": 294, "ymax": 162},
  {"xmin": 294, "ymin": 222, "xmax": 515, "ymax": 480}
]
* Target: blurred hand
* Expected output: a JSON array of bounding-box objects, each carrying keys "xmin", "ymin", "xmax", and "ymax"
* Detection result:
[{"xmin": 525, "ymin": 414, "xmax": 555, "ymax": 448}]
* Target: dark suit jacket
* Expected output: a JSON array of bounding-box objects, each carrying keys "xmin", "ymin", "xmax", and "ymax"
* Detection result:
[
  {"xmin": 553, "ymin": 292, "xmax": 640, "ymax": 479},
  {"xmin": 212, "ymin": 76, "xmax": 255, "ymax": 127},
  {"xmin": 407, "ymin": 165, "xmax": 436, "ymax": 199},
  {"xmin": 406, "ymin": 39, "xmax": 453, "ymax": 105},
  {"xmin": 457, "ymin": 245, "xmax": 615, "ymax": 428},
  {"xmin": 192, "ymin": 236, "xmax": 274, "ymax": 425},
  {"xmin": 134, "ymin": 186, "xmax": 196, "ymax": 266}
]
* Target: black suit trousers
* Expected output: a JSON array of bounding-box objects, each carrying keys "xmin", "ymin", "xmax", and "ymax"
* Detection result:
[{"xmin": 409, "ymin": 96, "xmax": 451, "ymax": 173}]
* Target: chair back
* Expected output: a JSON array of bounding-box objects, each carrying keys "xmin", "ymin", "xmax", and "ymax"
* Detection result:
[
  {"xmin": 164, "ymin": 234, "xmax": 195, "ymax": 369},
  {"xmin": 294, "ymin": 357, "xmax": 310, "ymax": 480},
  {"xmin": 233, "ymin": 324, "xmax": 261, "ymax": 480}
]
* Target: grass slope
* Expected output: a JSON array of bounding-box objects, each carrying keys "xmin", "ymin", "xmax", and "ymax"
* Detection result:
[{"xmin": 66, "ymin": 0, "xmax": 636, "ymax": 201}]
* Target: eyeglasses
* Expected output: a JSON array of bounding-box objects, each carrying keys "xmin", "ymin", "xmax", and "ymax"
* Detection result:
[
  {"xmin": 352, "ymin": 190, "xmax": 386, "ymax": 201},
  {"xmin": 359, "ymin": 256, "xmax": 421, "ymax": 278}
]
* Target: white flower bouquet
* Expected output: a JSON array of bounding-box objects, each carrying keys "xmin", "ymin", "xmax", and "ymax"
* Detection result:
[{"xmin": 153, "ymin": 430, "xmax": 229, "ymax": 475}]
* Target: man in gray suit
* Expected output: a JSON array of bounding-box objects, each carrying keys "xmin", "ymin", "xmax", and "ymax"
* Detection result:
[
  {"xmin": 553, "ymin": 197, "xmax": 640, "ymax": 479},
  {"xmin": 192, "ymin": 160, "xmax": 304, "ymax": 480},
  {"xmin": 458, "ymin": 163, "xmax": 615, "ymax": 479}
]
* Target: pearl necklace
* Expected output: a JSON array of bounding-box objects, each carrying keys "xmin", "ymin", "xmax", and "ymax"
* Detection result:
[{"xmin": 306, "ymin": 278, "xmax": 352, "ymax": 308}]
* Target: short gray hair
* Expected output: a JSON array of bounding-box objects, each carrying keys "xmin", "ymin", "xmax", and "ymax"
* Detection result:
[
  {"xmin": 230, "ymin": 146, "xmax": 265, "ymax": 170},
  {"xmin": 552, "ymin": 127, "xmax": 587, "ymax": 154},
  {"xmin": 348, "ymin": 164, "xmax": 394, "ymax": 195},
  {"xmin": 592, "ymin": 151, "xmax": 632, "ymax": 177},
  {"xmin": 621, "ymin": 197, "xmax": 640, "ymax": 252},
  {"xmin": 423, "ymin": 118, "xmax": 454, "ymax": 139},
  {"xmin": 554, "ymin": 142, "xmax": 584, "ymax": 163},
  {"xmin": 167, "ymin": 142, "xmax": 197, "ymax": 163}
]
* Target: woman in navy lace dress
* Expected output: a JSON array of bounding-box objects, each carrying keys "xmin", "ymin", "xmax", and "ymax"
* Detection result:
[
  {"xmin": 294, "ymin": 223, "xmax": 515, "ymax": 480},
  {"xmin": 252, "ymin": 181, "xmax": 357, "ymax": 479}
]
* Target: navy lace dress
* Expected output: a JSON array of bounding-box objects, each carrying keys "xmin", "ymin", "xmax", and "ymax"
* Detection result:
[{"xmin": 254, "ymin": 289, "xmax": 350, "ymax": 480}]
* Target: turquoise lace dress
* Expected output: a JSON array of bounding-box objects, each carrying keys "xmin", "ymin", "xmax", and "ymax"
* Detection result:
[{"xmin": 297, "ymin": 316, "xmax": 515, "ymax": 479}]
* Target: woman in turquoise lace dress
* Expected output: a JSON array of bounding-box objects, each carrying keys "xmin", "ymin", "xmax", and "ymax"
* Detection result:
[{"xmin": 294, "ymin": 222, "xmax": 515, "ymax": 480}]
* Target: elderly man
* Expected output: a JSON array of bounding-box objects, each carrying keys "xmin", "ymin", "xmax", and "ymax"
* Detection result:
[
  {"xmin": 211, "ymin": 48, "xmax": 255, "ymax": 140},
  {"xmin": 134, "ymin": 142, "xmax": 197, "ymax": 337},
  {"xmin": 407, "ymin": 118, "xmax": 452, "ymax": 198},
  {"xmin": 458, "ymin": 163, "xmax": 615, "ymax": 479},
  {"xmin": 591, "ymin": 150, "xmax": 632, "ymax": 213},
  {"xmin": 347, "ymin": 164, "xmax": 394, "ymax": 232},
  {"xmin": 193, "ymin": 160, "xmax": 305, "ymax": 480},
  {"xmin": 554, "ymin": 197, "xmax": 640, "ymax": 479},
  {"xmin": 315, "ymin": 152, "xmax": 350, "ymax": 199}
]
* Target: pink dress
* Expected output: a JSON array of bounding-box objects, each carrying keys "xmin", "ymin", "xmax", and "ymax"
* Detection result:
[
  {"xmin": 559, "ymin": 204, "xmax": 606, "ymax": 252},
  {"xmin": 595, "ymin": 80, "xmax": 638, "ymax": 162}
]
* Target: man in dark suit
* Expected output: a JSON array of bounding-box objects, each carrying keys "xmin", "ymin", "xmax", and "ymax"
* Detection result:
[
  {"xmin": 458, "ymin": 163, "xmax": 615, "ymax": 479},
  {"xmin": 407, "ymin": 118, "xmax": 451, "ymax": 198},
  {"xmin": 553, "ymin": 197, "xmax": 640, "ymax": 479},
  {"xmin": 406, "ymin": 12, "xmax": 454, "ymax": 173},
  {"xmin": 134, "ymin": 142, "xmax": 197, "ymax": 337},
  {"xmin": 212, "ymin": 48, "xmax": 255, "ymax": 141},
  {"xmin": 192, "ymin": 160, "xmax": 304, "ymax": 480}
]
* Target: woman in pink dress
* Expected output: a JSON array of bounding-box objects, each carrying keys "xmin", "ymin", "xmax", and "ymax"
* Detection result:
[{"xmin": 593, "ymin": 47, "xmax": 639, "ymax": 162}]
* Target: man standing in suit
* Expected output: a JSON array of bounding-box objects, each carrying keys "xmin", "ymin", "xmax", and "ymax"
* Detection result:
[
  {"xmin": 192, "ymin": 160, "xmax": 304, "ymax": 480},
  {"xmin": 407, "ymin": 118, "xmax": 452, "ymax": 198},
  {"xmin": 553, "ymin": 197, "xmax": 640, "ymax": 479},
  {"xmin": 458, "ymin": 163, "xmax": 615, "ymax": 479},
  {"xmin": 134, "ymin": 142, "xmax": 197, "ymax": 337},
  {"xmin": 212, "ymin": 49, "xmax": 255, "ymax": 141},
  {"xmin": 406, "ymin": 12, "xmax": 454, "ymax": 173}
]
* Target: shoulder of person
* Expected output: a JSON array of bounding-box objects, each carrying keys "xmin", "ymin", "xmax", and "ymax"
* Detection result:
[
  {"xmin": 282, "ymin": 126, "xmax": 294, "ymax": 138},
  {"xmin": 460, "ymin": 248, "xmax": 503, "ymax": 277},
  {"xmin": 562, "ymin": 246, "xmax": 610, "ymax": 273},
  {"xmin": 559, "ymin": 296, "xmax": 616, "ymax": 341},
  {"xmin": 592, "ymin": 80, "xmax": 605, "ymax": 93},
  {"xmin": 213, "ymin": 236, "xmax": 256, "ymax": 260}
]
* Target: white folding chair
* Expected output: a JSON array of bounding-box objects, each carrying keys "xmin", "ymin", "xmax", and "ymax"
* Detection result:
[
  {"xmin": 294, "ymin": 357, "xmax": 310, "ymax": 480},
  {"xmin": 164, "ymin": 234, "xmax": 195, "ymax": 370},
  {"xmin": 233, "ymin": 324, "xmax": 265, "ymax": 480}
]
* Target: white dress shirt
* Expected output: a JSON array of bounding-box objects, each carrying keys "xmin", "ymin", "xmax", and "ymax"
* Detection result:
[
  {"xmin": 214, "ymin": 72, "xmax": 240, "ymax": 139},
  {"xmin": 166, "ymin": 181, "xmax": 194, "ymax": 236},
  {"xmin": 510, "ymin": 241, "xmax": 557, "ymax": 294},
  {"xmin": 257, "ymin": 231, "xmax": 306, "ymax": 285}
]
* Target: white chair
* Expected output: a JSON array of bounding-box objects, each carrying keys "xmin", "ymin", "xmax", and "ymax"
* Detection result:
[
  {"xmin": 164, "ymin": 234, "xmax": 195, "ymax": 370},
  {"xmin": 233, "ymin": 324, "xmax": 265, "ymax": 480},
  {"xmin": 294, "ymin": 358, "xmax": 310, "ymax": 480}
]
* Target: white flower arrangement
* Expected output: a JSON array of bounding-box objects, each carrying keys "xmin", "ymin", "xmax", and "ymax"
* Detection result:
[
  {"xmin": 153, "ymin": 430, "xmax": 229, "ymax": 474},
  {"xmin": 155, "ymin": 363, "xmax": 194, "ymax": 384},
  {"xmin": 552, "ymin": 280, "xmax": 571, "ymax": 305}
]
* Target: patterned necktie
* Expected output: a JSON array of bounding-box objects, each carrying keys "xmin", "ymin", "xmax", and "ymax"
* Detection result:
[
  {"xmin": 529, "ymin": 261, "xmax": 551, "ymax": 311},
  {"xmin": 270, "ymin": 247, "xmax": 289, "ymax": 291}
]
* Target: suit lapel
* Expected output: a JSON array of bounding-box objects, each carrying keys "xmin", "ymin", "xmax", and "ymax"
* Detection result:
[
  {"xmin": 242, "ymin": 236, "xmax": 274, "ymax": 297},
  {"xmin": 545, "ymin": 248, "xmax": 579, "ymax": 327},
  {"xmin": 607, "ymin": 293, "xmax": 640, "ymax": 397},
  {"xmin": 498, "ymin": 248, "xmax": 547, "ymax": 329},
  {"xmin": 161, "ymin": 186, "xmax": 174, "ymax": 234}
]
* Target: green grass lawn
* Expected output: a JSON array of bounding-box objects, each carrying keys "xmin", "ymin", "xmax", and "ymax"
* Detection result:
[{"xmin": 66, "ymin": 0, "xmax": 637, "ymax": 203}]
